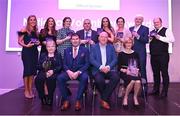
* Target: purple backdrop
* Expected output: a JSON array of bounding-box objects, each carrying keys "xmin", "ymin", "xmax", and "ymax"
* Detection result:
[
  {"xmin": 6, "ymin": 0, "xmax": 169, "ymax": 51},
  {"xmin": 1, "ymin": 0, "xmax": 180, "ymax": 92}
]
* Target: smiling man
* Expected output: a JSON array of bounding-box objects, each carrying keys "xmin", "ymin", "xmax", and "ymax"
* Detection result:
[{"xmin": 57, "ymin": 33, "xmax": 89, "ymax": 111}]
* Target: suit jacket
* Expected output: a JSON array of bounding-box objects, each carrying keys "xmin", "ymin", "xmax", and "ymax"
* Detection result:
[
  {"xmin": 63, "ymin": 46, "xmax": 89, "ymax": 73},
  {"xmin": 129, "ymin": 25, "xmax": 149, "ymax": 56},
  {"xmin": 76, "ymin": 29, "xmax": 98, "ymax": 44},
  {"xmin": 90, "ymin": 43, "xmax": 117, "ymax": 75},
  {"xmin": 37, "ymin": 52, "xmax": 63, "ymax": 74}
]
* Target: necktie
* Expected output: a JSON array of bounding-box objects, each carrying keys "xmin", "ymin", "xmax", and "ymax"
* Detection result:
[
  {"xmin": 85, "ymin": 31, "xmax": 88, "ymax": 39},
  {"xmin": 73, "ymin": 47, "xmax": 77, "ymax": 58},
  {"xmin": 156, "ymin": 29, "xmax": 159, "ymax": 33}
]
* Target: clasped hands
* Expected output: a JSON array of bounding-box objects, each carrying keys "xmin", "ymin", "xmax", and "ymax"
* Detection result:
[
  {"xmin": 46, "ymin": 70, "xmax": 54, "ymax": 78},
  {"xmin": 66, "ymin": 70, "xmax": 81, "ymax": 80},
  {"xmin": 120, "ymin": 68, "xmax": 139, "ymax": 76},
  {"xmin": 100, "ymin": 66, "xmax": 110, "ymax": 74}
]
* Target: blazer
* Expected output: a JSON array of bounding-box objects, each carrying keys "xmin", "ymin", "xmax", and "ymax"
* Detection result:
[
  {"xmin": 63, "ymin": 46, "xmax": 89, "ymax": 73},
  {"xmin": 76, "ymin": 29, "xmax": 98, "ymax": 44},
  {"xmin": 90, "ymin": 43, "xmax": 117, "ymax": 75},
  {"xmin": 129, "ymin": 25, "xmax": 149, "ymax": 55}
]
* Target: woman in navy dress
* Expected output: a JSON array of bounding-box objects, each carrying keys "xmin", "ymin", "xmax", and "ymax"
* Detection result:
[
  {"xmin": 117, "ymin": 37, "xmax": 141, "ymax": 108},
  {"xmin": 18, "ymin": 15, "xmax": 40, "ymax": 98},
  {"xmin": 35, "ymin": 39, "xmax": 62, "ymax": 106},
  {"xmin": 39, "ymin": 17, "xmax": 57, "ymax": 56}
]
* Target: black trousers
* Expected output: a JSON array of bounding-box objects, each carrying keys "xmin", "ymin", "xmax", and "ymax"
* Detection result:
[
  {"xmin": 35, "ymin": 71, "xmax": 56, "ymax": 100},
  {"xmin": 94, "ymin": 71, "xmax": 120, "ymax": 101},
  {"xmin": 150, "ymin": 53, "xmax": 170, "ymax": 94}
]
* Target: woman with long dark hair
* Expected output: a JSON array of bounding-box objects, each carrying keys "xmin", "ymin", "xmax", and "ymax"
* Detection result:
[{"xmin": 39, "ymin": 17, "xmax": 57, "ymax": 55}]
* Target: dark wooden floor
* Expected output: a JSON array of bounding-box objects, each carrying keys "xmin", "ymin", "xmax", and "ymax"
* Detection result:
[{"xmin": 0, "ymin": 83, "xmax": 180, "ymax": 115}]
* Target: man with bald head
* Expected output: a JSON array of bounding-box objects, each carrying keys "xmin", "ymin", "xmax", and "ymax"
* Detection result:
[
  {"xmin": 149, "ymin": 17, "xmax": 175, "ymax": 98},
  {"xmin": 129, "ymin": 15, "xmax": 149, "ymax": 95},
  {"xmin": 90, "ymin": 31, "xmax": 119, "ymax": 110},
  {"xmin": 76, "ymin": 19, "xmax": 98, "ymax": 48}
]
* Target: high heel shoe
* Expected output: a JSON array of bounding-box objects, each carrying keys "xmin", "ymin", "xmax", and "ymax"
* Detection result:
[
  {"xmin": 133, "ymin": 103, "xmax": 140, "ymax": 109},
  {"xmin": 133, "ymin": 97, "xmax": 140, "ymax": 109},
  {"xmin": 41, "ymin": 97, "xmax": 47, "ymax": 105},
  {"xmin": 122, "ymin": 104, "xmax": 128, "ymax": 109}
]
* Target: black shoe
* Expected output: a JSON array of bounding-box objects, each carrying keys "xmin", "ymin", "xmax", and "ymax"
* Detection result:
[
  {"xmin": 46, "ymin": 98, "xmax": 53, "ymax": 106},
  {"xmin": 133, "ymin": 103, "xmax": 140, "ymax": 109},
  {"xmin": 41, "ymin": 97, "xmax": 47, "ymax": 105},
  {"xmin": 46, "ymin": 96, "xmax": 53, "ymax": 106},
  {"xmin": 122, "ymin": 104, "xmax": 128, "ymax": 109},
  {"xmin": 159, "ymin": 92, "xmax": 167, "ymax": 99},
  {"xmin": 148, "ymin": 90, "xmax": 159, "ymax": 96}
]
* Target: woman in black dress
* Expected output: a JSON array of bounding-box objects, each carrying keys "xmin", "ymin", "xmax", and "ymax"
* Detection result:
[
  {"xmin": 18, "ymin": 15, "xmax": 40, "ymax": 98},
  {"xmin": 35, "ymin": 39, "xmax": 62, "ymax": 106},
  {"xmin": 117, "ymin": 37, "xmax": 141, "ymax": 108},
  {"xmin": 39, "ymin": 17, "xmax": 57, "ymax": 56}
]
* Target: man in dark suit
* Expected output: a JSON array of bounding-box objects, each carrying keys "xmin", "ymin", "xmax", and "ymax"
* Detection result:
[
  {"xmin": 76, "ymin": 19, "xmax": 98, "ymax": 86},
  {"xmin": 76, "ymin": 19, "xmax": 98, "ymax": 49},
  {"xmin": 129, "ymin": 15, "xmax": 149, "ymax": 95},
  {"xmin": 90, "ymin": 31, "xmax": 119, "ymax": 110},
  {"xmin": 57, "ymin": 33, "xmax": 89, "ymax": 111}
]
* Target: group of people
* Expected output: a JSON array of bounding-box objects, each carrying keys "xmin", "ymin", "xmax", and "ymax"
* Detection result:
[{"xmin": 17, "ymin": 15, "xmax": 175, "ymax": 111}]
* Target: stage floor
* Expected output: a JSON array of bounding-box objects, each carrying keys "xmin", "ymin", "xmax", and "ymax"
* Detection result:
[{"xmin": 0, "ymin": 83, "xmax": 180, "ymax": 115}]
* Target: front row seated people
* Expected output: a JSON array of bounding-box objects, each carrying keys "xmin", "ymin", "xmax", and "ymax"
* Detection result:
[
  {"xmin": 35, "ymin": 39, "xmax": 63, "ymax": 106},
  {"xmin": 117, "ymin": 37, "xmax": 141, "ymax": 109},
  {"xmin": 35, "ymin": 33, "xmax": 141, "ymax": 110},
  {"xmin": 57, "ymin": 33, "xmax": 89, "ymax": 111},
  {"xmin": 90, "ymin": 31, "xmax": 120, "ymax": 110}
]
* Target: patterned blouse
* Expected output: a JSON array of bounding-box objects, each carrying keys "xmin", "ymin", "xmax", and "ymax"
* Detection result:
[{"xmin": 56, "ymin": 27, "xmax": 74, "ymax": 59}]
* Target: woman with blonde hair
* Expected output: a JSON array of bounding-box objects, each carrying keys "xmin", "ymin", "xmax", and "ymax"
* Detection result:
[
  {"xmin": 35, "ymin": 39, "xmax": 62, "ymax": 106},
  {"xmin": 18, "ymin": 15, "xmax": 40, "ymax": 98},
  {"xmin": 117, "ymin": 37, "xmax": 141, "ymax": 108}
]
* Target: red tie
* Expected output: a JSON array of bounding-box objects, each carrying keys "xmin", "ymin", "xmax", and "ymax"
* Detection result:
[{"xmin": 73, "ymin": 47, "xmax": 77, "ymax": 58}]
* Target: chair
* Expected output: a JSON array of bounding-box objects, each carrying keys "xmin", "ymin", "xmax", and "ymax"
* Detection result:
[
  {"xmin": 141, "ymin": 78, "xmax": 148, "ymax": 104},
  {"xmin": 57, "ymin": 80, "xmax": 89, "ymax": 109},
  {"xmin": 92, "ymin": 78, "xmax": 118, "ymax": 110},
  {"xmin": 116, "ymin": 77, "xmax": 148, "ymax": 105}
]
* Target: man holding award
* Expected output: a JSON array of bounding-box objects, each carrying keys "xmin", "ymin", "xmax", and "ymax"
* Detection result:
[
  {"xmin": 149, "ymin": 17, "xmax": 175, "ymax": 98},
  {"xmin": 129, "ymin": 15, "xmax": 149, "ymax": 95}
]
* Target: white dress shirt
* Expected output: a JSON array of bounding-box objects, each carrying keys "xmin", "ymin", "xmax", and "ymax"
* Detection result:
[
  {"xmin": 157, "ymin": 27, "xmax": 175, "ymax": 43},
  {"xmin": 99, "ymin": 43, "xmax": 107, "ymax": 69}
]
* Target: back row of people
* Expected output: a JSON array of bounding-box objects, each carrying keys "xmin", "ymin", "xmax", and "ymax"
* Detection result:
[{"xmin": 17, "ymin": 15, "xmax": 175, "ymax": 110}]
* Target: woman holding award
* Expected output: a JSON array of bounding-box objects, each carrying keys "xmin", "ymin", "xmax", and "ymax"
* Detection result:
[
  {"xmin": 39, "ymin": 17, "xmax": 57, "ymax": 56},
  {"xmin": 35, "ymin": 39, "xmax": 62, "ymax": 106},
  {"xmin": 117, "ymin": 37, "xmax": 141, "ymax": 109},
  {"xmin": 18, "ymin": 15, "xmax": 40, "ymax": 99},
  {"xmin": 114, "ymin": 17, "xmax": 132, "ymax": 53},
  {"xmin": 56, "ymin": 17, "xmax": 75, "ymax": 58},
  {"xmin": 100, "ymin": 17, "xmax": 115, "ymax": 43}
]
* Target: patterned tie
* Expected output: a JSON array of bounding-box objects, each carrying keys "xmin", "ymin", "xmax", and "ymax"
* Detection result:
[{"xmin": 73, "ymin": 47, "xmax": 77, "ymax": 58}]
